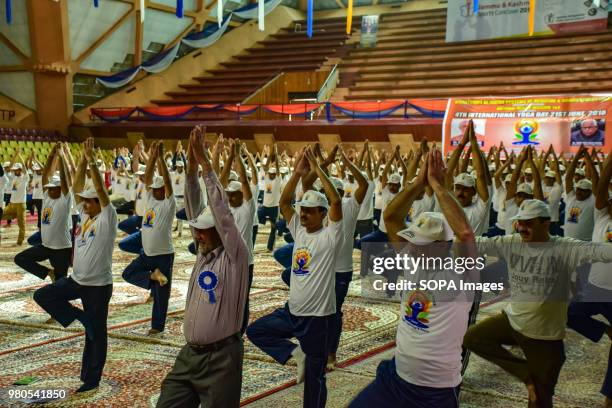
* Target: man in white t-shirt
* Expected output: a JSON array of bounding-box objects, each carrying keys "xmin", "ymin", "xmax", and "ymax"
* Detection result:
[
  {"xmin": 464, "ymin": 199, "xmax": 612, "ymax": 408},
  {"xmin": 172, "ymin": 160, "xmax": 186, "ymax": 236},
  {"xmin": 122, "ymin": 141, "xmax": 176, "ymax": 335},
  {"xmin": 0, "ymin": 163, "xmax": 9, "ymax": 242},
  {"xmin": 351, "ymin": 149, "xmax": 475, "ymax": 407},
  {"xmin": 543, "ymin": 169, "xmax": 563, "ymax": 235},
  {"xmin": 563, "ymin": 145, "xmax": 596, "ymax": 241},
  {"xmin": 15, "ymin": 145, "xmax": 73, "ymax": 282},
  {"xmin": 247, "ymin": 146, "xmax": 342, "ymax": 408},
  {"xmin": 262, "ymin": 146, "xmax": 283, "ymax": 251},
  {"xmin": 2, "ymin": 160, "xmax": 29, "ymax": 245},
  {"xmin": 31, "ymin": 162, "xmax": 44, "ymax": 229},
  {"xmin": 34, "ymin": 138, "xmax": 117, "ymax": 394},
  {"xmin": 567, "ymin": 154, "xmax": 612, "ymax": 408},
  {"xmin": 328, "ymin": 147, "xmax": 368, "ymax": 368}
]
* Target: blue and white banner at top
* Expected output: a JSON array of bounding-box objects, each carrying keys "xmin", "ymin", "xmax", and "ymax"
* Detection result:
[
  {"xmin": 307, "ymin": 0, "xmax": 313, "ymax": 38},
  {"xmin": 181, "ymin": 15, "xmax": 232, "ymax": 49},
  {"xmin": 233, "ymin": 0, "xmax": 282, "ymax": 20}
]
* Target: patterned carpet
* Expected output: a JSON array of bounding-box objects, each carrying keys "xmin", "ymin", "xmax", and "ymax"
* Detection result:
[{"xmin": 0, "ymin": 219, "xmax": 609, "ymax": 407}]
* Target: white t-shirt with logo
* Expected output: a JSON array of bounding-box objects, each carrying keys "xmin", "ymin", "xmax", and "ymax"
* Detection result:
[
  {"xmin": 395, "ymin": 264, "xmax": 471, "ymax": 388},
  {"xmin": 141, "ymin": 192, "xmax": 176, "ymax": 256},
  {"xmin": 378, "ymin": 186, "xmax": 397, "ymax": 234},
  {"xmin": 41, "ymin": 191, "xmax": 73, "ymax": 250},
  {"xmin": 172, "ymin": 171, "xmax": 186, "ymax": 198},
  {"xmin": 9, "ymin": 173, "xmax": 29, "ymax": 204},
  {"xmin": 563, "ymin": 191, "xmax": 595, "ymax": 241},
  {"xmin": 357, "ymin": 180, "xmax": 375, "ymax": 221},
  {"xmin": 374, "ymin": 178, "xmax": 384, "ymax": 210},
  {"xmin": 72, "ymin": 204, "xmax": 117, "ymax": 286},
  {"xmin": 288, "ymin": 214, "xmax": 342, "ymax": 316},
  {"xmin": 263, "ymin": 176, "xmax": 282, "ymax": 207},
  {"xmin": 588, "ymin": 207, "xmax": 612, "ymax": 290},
  {"xmin": 336, "ymin": 196, "xmax": 361, "ymax": 273},
  {"xmin": 410, "ymin": 193, "xmax": 434, "ymax": 223},
  {"xmin": 462, "ymin": 197, "xmax": 489, "ymax": 236},
  {"xmin": 543, "ymin": 183, "xmax": 562, "ymax": 223},
  {"xmin": 32, "ymin": 174, "xmax": 43, "ymax": 200},
  {"xmin": 476, "ymin": 234, "xmax": 612, "ymax": 340},
  {"xmin": 230, "ymin": 197, "xmax": 256, "ymax": 265},
  {"xmin": 251, "ymin": 184, "xmax": 259, "ymax": 226},
  {"xmin": 343, "ymin": 180, "xmax": 358, "ymax": 199}
]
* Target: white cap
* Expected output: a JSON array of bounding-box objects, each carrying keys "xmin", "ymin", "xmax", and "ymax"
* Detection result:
[
  {"xmin": 504, "ymin": 174, "xmax": 513, "ymax": 183},
  {"xmin": 280, "ymin": 167, "xmax": 289, "ymax": 174},
  {"xmin": 330, "ymin": 177, "xmax": 344, "ymax": 191},
  {"xmin": 11, "ymin": 163, "xmax": 23, "ymax": 170},
  {"xmin": 330, "ymin": 164, "xmax": 338, "ymax": 176},
  {"xmin": 225, "ymin": 180, "xmax": 242, "ymax": 193},
  {"xmin": 517, "ymin": 183, "xmax": 533, "ymax": 195},
  {"xmin": 576, "ymin": 179, "xmax": 592, "ymax": 191},
  {"xmin": 559, "ymin": 165, "xmax": 566, "ymax": 172},
  {"xmin": 176, "ymin": 161, "xmax": 185, "ymax": 167},
  {"xmin": 296, "ymin": 190, "xmax": 329, "ymax": 209},
  {"xmin": 524, "ymin": 168, "xmax": 533, "ymax": 175},
  {"xmin": 166, "ymin": 159, "xmax": 173, "ymax": 168},
  {"xmin": 388, "ymin": 173, "xmax": 402, "ymax": 184},
  {"xmin": 545, "ymin": 171, "xmax": 556, "ymax": 178},
  {"xmin": 246, "ymin": 169, "xmax": 253, "ymax": 178},
  {"xmin": 488, "ymin": 164, "xmax": 496, "ymax": 172},
  {"xmin": 188, "ymin": 208, "xmax": 216, "ymax": 230},
  {"xmin": 135, "ymin": 164, "xmax": 146, "ymax": 176},
  {"xmin": 2, "ymin": 161, "xmax": 10, "ymax": 167},
  {"xmin": 511, "ymin": 199, "xmax": 550, "ymax": 221},
  {"xmin": 268, "ymin": 167, "xmax": 277, "ymax": 174},
  {"xmin": 313, "ymin": 179, "xmax": 323, "ymax": 191},
  {"xmin": 454, "ymin": 173, "xmax": 475, "ymax": 188},
  {"xmin": 43, "ymin": 175, "xmax": 61, "ymax": 188},
  {"xmin": 510, "ymin": 164, "xmax": 516, "ymax": 170},
  {"xmin": 32, "ymin": 163, "xmax": 41, "ymax": 171},
  {"xmin": 256, "ymin": 162, "xmax": 262, "ymax": 168},
  {"xmin": 576, "ymin": 168, "xmax": 585, "ymax": 176},
  {"xmin": 467, "ymin": 165, "xmax": 474, "ymax": 173},
  {"xmin": 229, "ymin": 170, "xmax": 238, "ymax": 181},
  {"xmin": 397, "ymin": 212, "xmax": 454, "ymax": 245},
  {"xmin": 77, "ymin": 188, "xmax": 98, "ymax": 199},
  {"xmin": 149, "ymin": 176, "xmax": 165, "ymax": 189}
]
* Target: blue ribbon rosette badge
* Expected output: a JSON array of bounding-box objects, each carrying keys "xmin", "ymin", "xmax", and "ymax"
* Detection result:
[{"xmin": 198, "ymin": 271, "xmax": 218, "ymax": 304}]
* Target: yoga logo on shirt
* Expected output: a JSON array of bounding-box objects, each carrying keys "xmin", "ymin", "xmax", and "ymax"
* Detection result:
[
  {"xmin": 41, "ymin": 207, "xmax": 52, "ymax": 225},
  {"xmin": 402, "ymin": 291, "xmax": 432, "ymax": 331},
  {"xmin": 266, "ymin": 184, "xmax": 272, "ymax": 194},
  {"xmin": 292, "ymin": 248, "xmax": 312, "ymax": 276},
  {"xmin": 568, "ymin": 207, "xmax": 581, "ymax": 223},
  {"xmin": 143, "ymin": 209, "xmax": 156, "ymax": 228},
  {"xmin": 12, "ymin": 182, "xmax": 17, "ymax": 191},
  {"xmin": 175, "ymin": 177, "xmax": 180, "ymax": 185},
  {"xmin": 607, "ymin": 227, "xmax": 612, "ymax": 243}
]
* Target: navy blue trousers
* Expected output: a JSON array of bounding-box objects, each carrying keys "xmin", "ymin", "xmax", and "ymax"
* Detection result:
[
  {"xmin": 355, "ymin": 229, "xmax": 388, "ymax": 250},
  {"xmin": 247, "ymin": 303, "xmax": 334, "ymax": 408},
  {"xmin": 568, "ymin": 283, "xmax": 612, "ymax": 398},
  {"xmin": 122, "ymin": 252, "xmax": 174, "ymax": 331},
  {"xmin": 119, "ymin": 231, "xmax": 142, "ymax": 255},
  {"xmin": 33, "ymin": 277, "xmax": 112, "ymax": 385},
  {"xmin": 15, "ymin": 244, "xmax": 72, "ymax": 281},
  {"xmin": 118, "ymin": 215, "xmax": 142, "ymax": 235},
  {"xmin": 330, "ymin": 271, "xmax": 352, "ymax": 354},
  {"xmin": 349, "ymin": 359, "xmax": 460, "ymax": 408},
  {"xmin": 261, "ymin": 206, "xmax": 279, "ymax": 251}
]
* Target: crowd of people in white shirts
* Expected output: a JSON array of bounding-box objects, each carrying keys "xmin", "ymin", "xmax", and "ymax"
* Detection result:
[{"xmin": 1, "ymin": 121, "xmax": 611, "ymax": 408}]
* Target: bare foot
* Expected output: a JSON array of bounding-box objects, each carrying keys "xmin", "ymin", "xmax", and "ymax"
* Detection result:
[
  {"xmin": 326, "ymin": 353, "xmax": 337, "ymax": 371},
  {"xmin": 145, "ymin": 294, "xmax": 154, "ymax": 304},
  {"xmin": 45, "ymin": 317, "xmax": 56, "ymax": 324},
  {"xmin": 48, "ymin": 269, "xmax": 56, "ymax": 283},
  {"xmin": 606, "ymin": 326, "xmax": 612, "ymax": 341},
  {"xmin": 605, "ymin": 396, "xmax": 612, "ymax": 408},
  {"xmin": 147, "ymin": 328, "xmax": 162, "ymax": 335},
  {"xmin": 150, "ymin": 268, "xmax": 168, "ymax": 287}
]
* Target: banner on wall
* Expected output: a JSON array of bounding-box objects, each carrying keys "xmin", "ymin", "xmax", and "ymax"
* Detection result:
[
  {"xmin": 446, "ymin": 0, "xmax": 609, "ymax": 42},
  {"xmin": 360, "ymin": 15, "xmax": 379, "ymax": 47},
  {"xmin": 442, "ymin": 95, "xmax": 612, "ymax": 156}
]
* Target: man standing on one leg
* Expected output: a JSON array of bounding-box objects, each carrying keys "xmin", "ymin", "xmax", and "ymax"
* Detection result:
[
  {"xmin": 262, "ymin": 144, "xmax": 282, "ymax": 251},
  {"xmin": 122, "ymin": 141, "xmax": 176, "ymax": 335},
  {"xmin": 33, "ymin": 138, "xmax": 117, "ymax": 394},
  {"xmin": 327, "ymin": 145, "xmax": 368, "ymax": 369},
  {"xmin": 2, "ymin": 149, "xmax": 29, "ymax": 246},
  {"xmin": 247, "ymin": 146, "xmax": 343, "ymax": 408},
  {"xmin": 156, "ymin": 126, "xmax": 249, "ymax": 408},
  {"xmin": 15, "ymin": 144, "xmax": 73, "ymax": 283}
]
